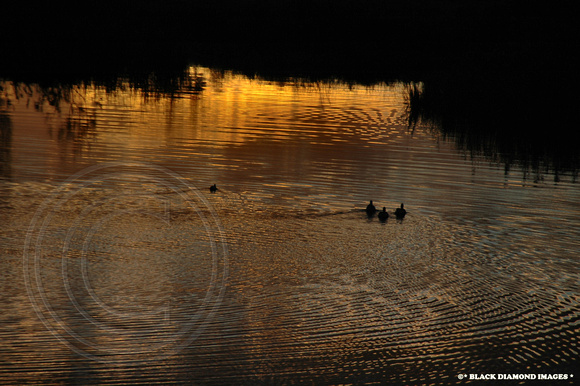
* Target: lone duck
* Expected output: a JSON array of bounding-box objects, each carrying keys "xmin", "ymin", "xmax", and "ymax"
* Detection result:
[
  {"xmin": 209, "ymin": 184, "xmax": 218, "ymax": 193},
  {"xmin": 378, "ymin": 207, "xmax": 389, "ymax": 221},
  {"xmin": 395, "ymin": 203, "xmax": 407, "ymax": 219},
  {"xmin": 366, "ymin": 200, "xmax": 377, "ymax": 216}
]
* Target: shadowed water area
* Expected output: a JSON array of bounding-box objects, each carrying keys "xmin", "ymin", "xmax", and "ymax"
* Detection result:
[{"xmin": 0, "ymin": 68, "xmax": 578, "ymax": 384}]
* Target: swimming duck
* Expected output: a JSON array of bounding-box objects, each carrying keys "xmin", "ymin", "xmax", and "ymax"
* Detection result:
[
  {"xmin": 209, "ymin": 184, "xmax": 218, "ymax": 193},
  {"xmin": 378, "ymin": 207, "xmax": 389, "ymax": 221},
  {"xmin": 395, "ymin": 203, "xmax": 407, "ymax": 219},
  {"xmin": 366, "ymin": 200, "xmax": 377, "ymax": 216}
]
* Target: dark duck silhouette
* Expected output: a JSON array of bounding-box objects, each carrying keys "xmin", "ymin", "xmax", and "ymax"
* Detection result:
[
  {"xmin": 378, "ymin": 207, "xmax": 389, "ymax": 221},
  {"xmin": 395, "ymin": 203, "xmax": 407, "ymax": 219},
  {"xmin": 209, "ymin": 184, "xmax": 218, "ymax": 193},
  {"xmin": 366, "ymin": 200, "xmax": 377, "ymax": 216}
]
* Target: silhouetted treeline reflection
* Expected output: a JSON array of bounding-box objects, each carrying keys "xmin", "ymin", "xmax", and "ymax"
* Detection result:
[
  {"xmin": 2, "ymin": 0, "xmax": 577, "ymax": 180},
  {"xmin": 406, "ymin": 77, "xmax": 578, "ymax": 181},
  {"xmin": 0, "ymin": 99, "xmax": 12, "ymax": 179}
]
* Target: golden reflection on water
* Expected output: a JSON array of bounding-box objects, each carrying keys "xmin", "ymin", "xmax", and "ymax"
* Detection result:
[
  {"xmin": 1, "ymin": 67, "xmax": 579, "ymax": 383},
  {"xmin": 5, "ymin": 66, "xmax": 409, "ymax": 147},
  {"xmin": 3, "ymin": 66, "xmax": 436, "ymax": 214}
]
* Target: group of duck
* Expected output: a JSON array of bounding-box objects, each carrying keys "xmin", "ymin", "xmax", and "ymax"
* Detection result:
[
  {"xmin": 210, "ymin": 184, "xmax": 406, "ymax": 221},
  {"xmin": 366, "ymin": 200, "xmax": 407, "ymax": 221}
]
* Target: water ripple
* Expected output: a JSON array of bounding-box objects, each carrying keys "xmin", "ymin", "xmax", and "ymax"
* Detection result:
[{"xmin": 1, "ymin": 74, "xmax": 578, "ymax": 383}]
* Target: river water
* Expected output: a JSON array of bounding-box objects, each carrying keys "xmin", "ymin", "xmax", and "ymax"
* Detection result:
[{"xmin": 1, "ymin": 67, "xmax": 578, "ymax": 384}]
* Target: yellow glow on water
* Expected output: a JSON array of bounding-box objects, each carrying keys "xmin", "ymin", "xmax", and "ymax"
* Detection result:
[
  {"xmin": 2, "ymin": 66, "xmax": 579, "ymax": 382},
  {"xmin": 4, "ymin": 66, "xmax": 416, "ymax": 185}
]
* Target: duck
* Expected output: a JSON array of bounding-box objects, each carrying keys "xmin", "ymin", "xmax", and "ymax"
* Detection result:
[
  {"xmin": 395, "ymin": 203, "xmax": 407, "ymax": 219},
  {"xmin": 209, "ymin": 184, "xmax": 218, "ymax": 193},
  {"xmin": 378, "ymin": 207, "xmax": 389, "ymax": 221},
  {"xmin": 366, "ymin": 200, "xmax": 377, "ymax": 216}
]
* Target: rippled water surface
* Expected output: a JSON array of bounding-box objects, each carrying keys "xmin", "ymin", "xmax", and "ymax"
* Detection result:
[{"xmin": 1, "ymin": 68, "xmax": 578, "ymax": 384}]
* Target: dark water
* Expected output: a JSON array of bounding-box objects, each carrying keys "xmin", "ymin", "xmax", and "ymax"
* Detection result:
[{"xmin": 1, "ymin": 69, "xmax": 578, "ymax": 384}]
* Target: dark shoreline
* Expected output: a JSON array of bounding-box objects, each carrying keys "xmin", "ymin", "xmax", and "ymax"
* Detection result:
[
  {"xmin": 2, "ymin": 1, "xmax": 578, "ymax": 176},
  {"xmin": 3, "ymin": 1, "xmax": 575, "ymax": 81}
]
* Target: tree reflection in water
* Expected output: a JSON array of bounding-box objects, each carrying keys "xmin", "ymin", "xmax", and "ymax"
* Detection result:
[
  {"xmin": 0, "ymin": 92, "xmax": 12, "ymax": 179},
  {"xmin": 405, "ymin": 80, "xmax": 578, "ymax": 183}
]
